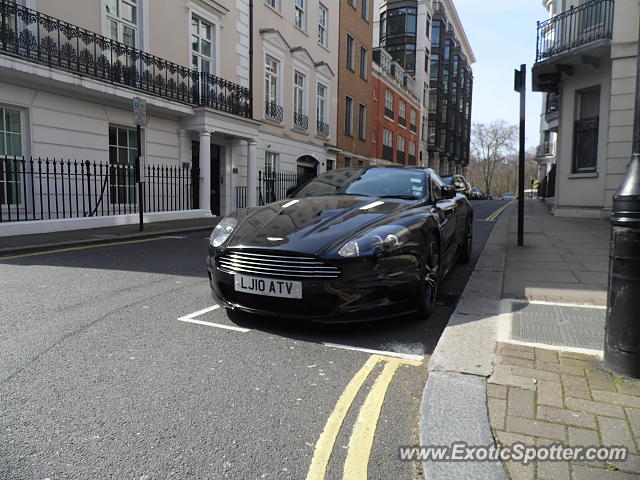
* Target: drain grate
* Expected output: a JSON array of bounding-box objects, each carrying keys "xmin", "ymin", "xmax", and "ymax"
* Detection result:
[{"xmin": 510, "ymin": 301, "xmax": 605, "ymax": 350}]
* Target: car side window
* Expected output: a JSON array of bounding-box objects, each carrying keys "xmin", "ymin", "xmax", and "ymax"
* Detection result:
[{"xmin": 431, "ymin": 176, "xmax": 443, "ymax": 202}]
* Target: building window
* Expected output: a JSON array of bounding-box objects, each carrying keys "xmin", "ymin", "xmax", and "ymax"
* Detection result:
[
  {"xmin": 399, "ymin": 100, "xmax": 406, "ymax": 126},
  {"xmin": 430, "ymin": 54, "xmax": 439, "ymax": 80},
  {"xmin": 444, "ymin": 39, "xmax": 451, "ymax": 61},
  {"xmin": 316, "ymin": 83, "xmax": 328, "ymax": 135},
  {"xmin": 295, "ymin": 0, "xmax": 305, "ymax": 29},
  {"xmin": 410, "ymin": 109, "xmax": 417, "ymax": 131},
  {"xmin": 431, "ymin": 19, "xmax": 441, "ymax": 48},
  {"xmin": 348, "ymin": 0, "xmax": 356, "ymax": 8},
  {"xmin": 344, "ymin": 156, "xmax": 352, "ymax": 167},
  {"xmin": 318, "ymin": 5, "xmax": 328, "ymax": 46},
  {"xmin": 361, "ymin": 0, "xmax": 368, "ymax": 20},
  {"xmin": 397, "ymin": 135, "xmax": 405, "ymax": 164},
  {"xmin": 384, "ymin": 90, "xmax": 394, "ymax": 119},
  {"xmin": 428, "ymin": 123, "xmax": 436, "ymax": 145},
  {"xmin": 573, "ymin": 87, "xmax": 600, "ymax": 173},
  {"xmin": 385, "ymin": 44, "xmax": 416, "ymax": 73},
  {"xmin": 326, "ymin": 159, "xmax": 334, "ymax": 170},
  {"xmin": 360, "ymin": 47, "xmax": 368, "ymax": 80},
  {"xmin": 409, "ymin": 141, "xmax": 416, "ymax": 163},
  {"xmin": 265, "ymin": 151, "xmax": 278, "ymax": 174},
  {"xmin": 439, "ymin": 130, "xmax": 446, "ymax": 149},
  {"xmin": 346, "ymin": 34, "xmax": 355, "ymax": 71},
  {"xmin": 191, "ymin": 16, "xmax": 214, "ymax": 74},
  {"xmin": 265, "ymin": 56, "xmax": 281, "ymax": 119},
  {"xmin": 380, "ymin": 7, "xmax": 417, "ymax": 38},
  {"xmin": 426, "ymin": 14, "xmax": 431, "ymax": 38},
  {"xmin": 106, "ymin": 0, "xmax": 138, "ymax": 48},
  {"xmin": 441, "ymin": 99, "xmax": 448, "ymax": 122},
  {"xmin": 265, "ymin": 0, "xmax": 279, "ymax": 10},
  {"xmin": 0, "ymin": 107, "xmax": 22, "ymax": 205},
  {"xmin": 345, "ymin": 96, "xmax": 353, "ymax": 136},
  {"xmin": 358, "ymin": 104, "xmax": 366, "ymax": 141},
  {"xmin": 108, "ymin": 125, "xmax": 138, "ymax": 204},
  {"xmin": 293, "ymin": 71, "xmax": 307, "ymax": 129},
  {"xmin": 383, "ymin": 129, "xmax": 393, "ymax": 161}
]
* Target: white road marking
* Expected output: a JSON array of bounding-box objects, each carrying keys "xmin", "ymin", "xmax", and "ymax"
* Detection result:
[
  {"xmin": 177, "ymin": 305, "xmax": 251, "ymax": 333},
  {"xmin": 322, "ymin": 342, "xmax": 424, "ymax": 362},
  {"xmin": 519, "ymin": 299, "xmax": 607, "ymax": 310}
]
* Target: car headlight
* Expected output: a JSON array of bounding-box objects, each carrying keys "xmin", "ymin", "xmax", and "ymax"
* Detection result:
[
  {"xmin": 338, "ymin": 225, "xmax": 411, "ymax": 258},
  {"xmin": 210, "ymin": 217, "xmax": 238, "ymax": 247}
]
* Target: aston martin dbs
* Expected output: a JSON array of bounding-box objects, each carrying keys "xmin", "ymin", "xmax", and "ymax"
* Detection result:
[{"xmin": 206, "ymin": 167, "xmax": 473, "ymax": 322}]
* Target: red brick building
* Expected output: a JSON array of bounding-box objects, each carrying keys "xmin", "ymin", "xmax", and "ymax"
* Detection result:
[{"xmin": 370, "ymin": 48, "xmax": 421, "ymax": 166}]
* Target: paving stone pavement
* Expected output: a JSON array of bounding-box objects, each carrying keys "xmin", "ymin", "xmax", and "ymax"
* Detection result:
[{"xmin": 488, "ymin": 342, "xmax": 640, "ymax": 479}]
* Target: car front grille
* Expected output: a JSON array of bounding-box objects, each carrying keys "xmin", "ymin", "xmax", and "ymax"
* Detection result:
[{"xmin": 216, "ymin": 250, "xmax": 341, "ymax": 279}]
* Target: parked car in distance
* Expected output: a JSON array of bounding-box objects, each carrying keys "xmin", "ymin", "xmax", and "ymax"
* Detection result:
[
  {"xmin": 442, "ymin": 175, "xmax": 473, "ymax": 198},
  {"xmin": 502, "ymin": 192, "xmax": 516, "ymax": 200},
  {"xmin": 470, "ymin": 188, "xmax": 485, "ymax": 200},
  {"xmin": 206, "ymin": 167, "xmax": 473, "ymax": 323}
]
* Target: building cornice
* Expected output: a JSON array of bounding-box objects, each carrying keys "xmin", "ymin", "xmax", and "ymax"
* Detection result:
[{"xmin": 439, "ymin": 0, "xmax": 476, "ymax": 64}]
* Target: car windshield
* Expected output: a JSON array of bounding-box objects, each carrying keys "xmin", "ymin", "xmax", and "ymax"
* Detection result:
[
  {"xmin": 293, "ymin": 168, "xmax": 427, "ymax": 200},
  {"xmin": 441, "ymin": 176, "xmax": 453, "ymax": 185}
]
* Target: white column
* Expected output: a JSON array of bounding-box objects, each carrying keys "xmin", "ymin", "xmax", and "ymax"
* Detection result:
[
  {"xmin": 199, "ymin": 131, "xmax": 211, "ymax": 213},
  {"xmin": 247, "ymin": 140, "xmax": 258, "ymax": 207}
]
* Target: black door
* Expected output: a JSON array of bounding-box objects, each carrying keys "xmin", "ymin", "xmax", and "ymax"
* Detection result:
[
  {"xmin": 192, "ymin": 142, "xmax": 221, "ymax": 215},
  {"xmin": 296, "ymin": 156, "xmax": 318, "ymax": 187}
]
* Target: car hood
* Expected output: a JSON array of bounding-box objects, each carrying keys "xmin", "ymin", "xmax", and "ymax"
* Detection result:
[{"xmin": 226, "ymin": 196, "xmax": 416, "ymax": 254}]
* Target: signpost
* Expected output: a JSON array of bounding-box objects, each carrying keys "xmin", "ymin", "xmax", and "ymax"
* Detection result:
[
  {"xmin": 514, "ymin": 65, "xmax": 527, "ymax": 247},
  {"xmin": 133, "ymin": 97, "xmax": 146, "ymax": 232}
]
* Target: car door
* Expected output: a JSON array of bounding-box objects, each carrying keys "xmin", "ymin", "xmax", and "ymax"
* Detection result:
[{"xmin": 431, "ymin": 175, "xmax": 457, "ymax": 264}]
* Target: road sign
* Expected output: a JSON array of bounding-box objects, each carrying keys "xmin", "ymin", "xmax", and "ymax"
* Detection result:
[{"xmin": 133, "ymin": 97, "xmax": 147, "ymax": 126}]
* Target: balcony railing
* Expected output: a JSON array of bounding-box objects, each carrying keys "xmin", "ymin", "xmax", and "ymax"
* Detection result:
[
  {"xmin": 546, "ymin": 92, "xmax": 560, "ymax": 115},
  {"xmin": 265, "ymin": 101, "xmax": 283, "ymax": 122},
  {"xmin": 316, "ymin": 120, "xmax": 329, "ymax": 137},
  {"xmin": 385, "ymin": 107, "xmax": 394, "ymax": 119},
  {"xmin": 294, "ymin": 112, "xmax": 308, "ymax": 130},
  {"xmin": 383, "ymin": 145, "xmax": 393, "ymax": 162},
  {"xmin": 536, "ymin": 0, "xmax": 614, "ymax": 63},
  {"xmin": 397, "ymin": 151, "xmax": 406, "ymax": 165},
  {"xmin": 399, "ymin": 116, "xmax": 406, "ymax": 127},
  {"xmin": 410, "ymin": 123, "xmax": 417, "ymax": 133},
  {"xmin": 0, "ymin": 0, "xmax": 251, "ymax": 117}
]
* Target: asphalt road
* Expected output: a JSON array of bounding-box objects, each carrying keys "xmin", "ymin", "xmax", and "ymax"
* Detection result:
[{"xmin": 0, "ymin": 200, "xmax": 507, "ymax": 480}]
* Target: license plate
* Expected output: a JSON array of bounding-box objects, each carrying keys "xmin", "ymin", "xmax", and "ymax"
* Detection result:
[{"xmin": 234, "ymin": 274, "xmax": 302, "ymax": 299}]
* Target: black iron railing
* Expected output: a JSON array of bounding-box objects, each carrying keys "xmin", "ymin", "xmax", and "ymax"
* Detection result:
[
  {"xmin": 0, "ymin": 0, "xmax": 251, "ymax": 117},
  {"xmin": 265, "ymin": 101, "xmax": 283, "ymax": 122},
  {"xmin": 573, "ymin": 116, "xmax": 599, "ymax": 173},
  {"xmin": 410, "ymin": 122, "xmax": 417, "ymax": 133},
  {"xmin": 235, "ymin": 169, "xmax": 298, "ymax": 209},
  {"xmin": 385, "ymin": 107, "xmax": 394, "ymax": 119},
  {"xmin": 383, "ymin": 145, "xmax": 393, "ymax": 162},
  {"xmin": 399, "ymin": 116, "xmax": 406, "ymax": 127},
  {"xmin": 316, "ymin": 120, "xmax": 329, "ymax": 137},
  {"xmin": 408, "ymin": 154, "xmax": 416, "ymax": 165},
  {"xmin": 0, "ymin": 156, "xmax": 196, "ymax": 223},
  {"xmin": 294, "ymin": 112, "xmax": 308, "ymax": 130},
  {"xmin": 546, "ymin": 92, "xmax": 560, "ymax": 114},
  {"xmin": 536, "ymin": 0, "xmax": 614, "ymax": 63},
  {"xmin": 397, "ymin": 151, "xmax": 406, "ymax": 165}
]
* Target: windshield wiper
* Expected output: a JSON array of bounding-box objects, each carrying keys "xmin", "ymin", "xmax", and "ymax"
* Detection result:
[{"xmin": 377, "ymin": 195, "xmax": 420, "ymax": 200}]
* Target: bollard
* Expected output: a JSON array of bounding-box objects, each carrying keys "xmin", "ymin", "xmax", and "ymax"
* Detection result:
[{"xmin": 604, "ymin": 153, "xmax": 640, "ymax": 378}]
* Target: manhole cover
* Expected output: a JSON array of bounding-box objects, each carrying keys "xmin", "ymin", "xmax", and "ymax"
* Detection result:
[{"xmin": 510, "ymin": 301, "xmax": 605, "ymax": 350}]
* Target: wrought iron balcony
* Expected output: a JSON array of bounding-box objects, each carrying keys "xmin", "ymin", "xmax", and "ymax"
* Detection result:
[
  {"xmin": 0, "ymin": 0, "xmax": 251, "ymax": 117},
  {"xmin": 385, "ymin": 107, "xmax": 394, "ymax": 119},
  {"xmin": 396, "ymin": 151, "xmax": 405, "ymax": 165},
  {"xmin": 316, "ymin": 120, "xmax": 329, "ymax": 137},
  {"xmin": 535, "ymin": 0, "xmax": 614, "ymax": 63},
  {"xmin": 399, "ymin": 116, "xmax": 406, "ymax": 127},
  {"xmin": 265, "ymin": 101, "xmax": 283, "ymax": 122},
  {"xmin": 383, "ymin": 145, "xmax": 393, "ymax": 162},
  {"xmin": 294, "ymin": 112, "xmax": 308, "ymax": 130}
]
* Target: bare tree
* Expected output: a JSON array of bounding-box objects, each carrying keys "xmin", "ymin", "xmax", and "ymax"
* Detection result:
[{"xmin": 469, "ymin": 121, "xmax": 518, "ymax": 196}]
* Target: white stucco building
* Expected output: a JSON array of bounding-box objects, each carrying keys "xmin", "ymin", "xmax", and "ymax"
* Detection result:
[{"xmin": 533, "ymin": 0, "xmax": 639, "ymax": 218}]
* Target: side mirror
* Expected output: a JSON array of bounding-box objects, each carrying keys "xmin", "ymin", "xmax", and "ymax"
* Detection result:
[
  {"xmin": 442, "ymin": 185, "xmax": 457, "ymax": 199},
  {"xmin": 286, "ymin": 186, "xmax": 298, "ymax": 198}
]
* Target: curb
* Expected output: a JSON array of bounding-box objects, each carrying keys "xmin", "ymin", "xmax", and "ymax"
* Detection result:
[
  {"xmin": 0, "ymin": 224, "xmax": 217, "ymax": 256},
  {"xmin": 419, "ymin": 203, "xmax": 515, "ymax": 480}
]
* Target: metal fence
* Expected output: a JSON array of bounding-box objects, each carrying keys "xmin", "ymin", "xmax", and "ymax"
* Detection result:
[
  {"xmin": 0, "ymin": 156, "xmax": 197, "ymax": 223},
  {"xmin": 235, "ymin": 170, "xmax": 298, "ymax": 209},
  {"xmin": 0, "ymin": 0, "xmax": 251, "ymax": 117},
  {"xmin": 536, "ymin": 0, "xmax": 614, "ymax": 63}
]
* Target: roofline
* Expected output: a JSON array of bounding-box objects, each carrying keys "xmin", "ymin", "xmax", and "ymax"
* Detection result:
[{"xmin": 439, "ymin": 0, "xmax": 476, "ymax": 65}]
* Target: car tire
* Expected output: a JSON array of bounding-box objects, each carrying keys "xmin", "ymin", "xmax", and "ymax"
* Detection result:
[
  {"xmin": 458, "ymin": 218, "xmax": 473, "ymax": 265},
  {"xmin": 416, "ymin": 236, "xmax": 439, "ymax": 320}
]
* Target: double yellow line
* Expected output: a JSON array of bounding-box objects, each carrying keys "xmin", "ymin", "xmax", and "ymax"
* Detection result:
[
  {"xmin": 486, "ymin": 200, "xmax": 516, "ymax": 222},
  {"xmin": 306, "ymin": 354, "xmax": 422, "ymax": 480}
]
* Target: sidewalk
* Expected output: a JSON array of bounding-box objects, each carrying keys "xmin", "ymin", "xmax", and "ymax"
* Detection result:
[
  {"xmin": 421, "ymin": 200, "xmax": 640, "ymax": 479},
  {"xmin": 0, "ymin": 217, "xmax": 219, "ymax": 255}
]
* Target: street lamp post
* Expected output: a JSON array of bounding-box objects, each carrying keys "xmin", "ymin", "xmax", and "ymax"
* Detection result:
[{"xmin": 604, "ymin": 22, "xmax": 640, "ymax": 377}]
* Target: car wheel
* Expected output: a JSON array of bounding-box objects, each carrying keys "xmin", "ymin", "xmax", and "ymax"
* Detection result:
[
  {"xmin": 458, "ymin": 219, "xmax": 473, "ymax": 264},
  {"xmin": 417, "ymin": 237, "xmax": 439, "ymax": 320}
]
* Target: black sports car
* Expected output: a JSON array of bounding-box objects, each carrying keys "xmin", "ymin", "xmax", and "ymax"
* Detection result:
[{"xmin": 206, "ymin": 167, "xmax": 473, "ymax": 322}]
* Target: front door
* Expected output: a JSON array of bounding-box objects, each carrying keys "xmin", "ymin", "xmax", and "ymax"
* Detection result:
[
  {"xmin": 192, "ymin": 142, "xmax": 221, "ymax": 215},
  {"xmin": 296, "ymin": 155, "xmax": 318, "ymax": 187}
]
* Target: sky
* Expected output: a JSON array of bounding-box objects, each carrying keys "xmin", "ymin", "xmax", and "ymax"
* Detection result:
[{"xmin": 454, "ymin": 0, "xmax": 546, "ymax": 149}]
